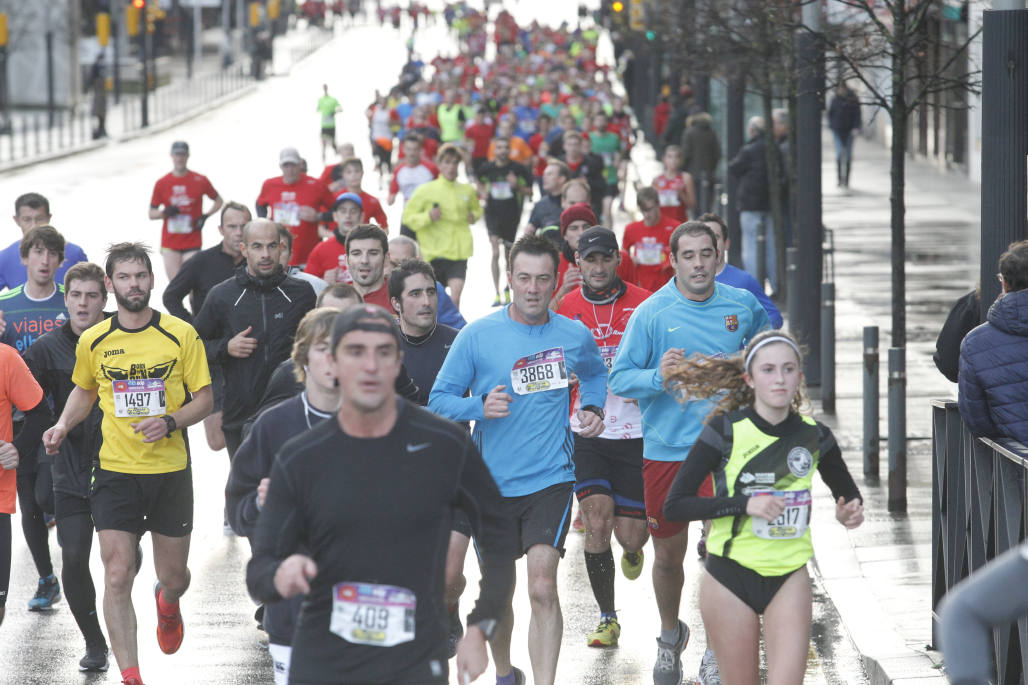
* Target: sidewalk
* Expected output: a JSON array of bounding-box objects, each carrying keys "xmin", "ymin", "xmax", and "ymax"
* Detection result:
[{"xmin": 810, "ymin": 131, "xmax": 977, "ymax": 684}]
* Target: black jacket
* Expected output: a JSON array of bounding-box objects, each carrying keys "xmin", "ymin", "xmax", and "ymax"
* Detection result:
[
  {"xmin": 727, "ymin": 132, "xmax": 770, "ymax": 212},
  {"xmin": 194, "ymin": 266, "xmax": 316, "ymax": 430},
  {"xmin": 934, "ymin": 289, "xmax": 979, "ymax": 383},
  {"xmin": 162, "ymin": 244, "xmax": 241, "ymax": 323}
]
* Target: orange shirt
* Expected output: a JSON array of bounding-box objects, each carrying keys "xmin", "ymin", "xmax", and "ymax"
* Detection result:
[
  {"xmin": 487, "ymin": 136, "xmax": 534, "ymax": 166},
  {"xmin": 0, "ymin": 344, "xmax": 43, "ymax": 513}
]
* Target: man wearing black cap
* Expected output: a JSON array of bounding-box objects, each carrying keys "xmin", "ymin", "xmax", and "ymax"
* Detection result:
[
  {"xmin": 247, "ymin": 305, "xmax": 517, "ymax": 685},
  {"xmin": 556, "ymin": 226, "xmax": 652, "ymax": 649},
  {"xmin": 149, "ymin": 141, "xmax": 223, "ymax": 281}
]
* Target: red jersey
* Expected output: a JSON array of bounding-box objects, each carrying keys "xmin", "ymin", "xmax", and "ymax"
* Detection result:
[
  {"xmin": 150, "ymin": 171, "xmax": 218, "ymax": 250},
  {"xmin": 653, "ymin": 173, "xmax": 689, "ymax": 224},
  {"xmin": 556, "ymin": 251, "xmax": 636, "ymax": 293},
  {"xmin": 304, "ymin": 236, "xmax": 349, "ymax": 282},
  {"xmin": 623, "ymin": 216, "xmax": 680, "ymax": 292},
  {"xmin": 465, "ymin": 122, "xmax": 496, "ymax": 159},
  {"xmin": 360, "ymin": 283, "xmax": 392, "ymax": 310},
  {"xmin": 256, "ymin": 175, "xmax": 335, "ymax": 265},
  {"xmin": 557, "ymin": 283, "xmax": 650, "ymax": 439}
]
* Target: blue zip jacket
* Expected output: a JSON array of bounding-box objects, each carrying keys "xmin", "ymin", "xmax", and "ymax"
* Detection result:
[
  {"xmin": 609, "ymin": 279, "xmax": 770, "ymax": 462},
  {"xmin": 429, "ymin": 306, "xmax": 607, "ymax": 496}
]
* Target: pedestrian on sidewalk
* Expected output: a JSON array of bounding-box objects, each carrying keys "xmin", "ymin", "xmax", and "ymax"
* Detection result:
[
  {"xmin": 828, "ymin": 84, "xmax": 861, "ymax": 188},
  {"xmin": 88, "ymin": 54, "xmax": 107, "ymax": 140},
  {"xmin": 727, "ymin": 117, "xmax": 775, "ymax": 294},
  {"xmin": 663, "ymin": 329, "xmax": 864, "ymax": 685}
]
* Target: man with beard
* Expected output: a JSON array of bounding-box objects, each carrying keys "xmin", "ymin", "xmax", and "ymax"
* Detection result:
[
  {"xmin": 344, "ymin": 224, "xmax": 390, "ymax": 309},
  {"xmin": 43, "ymin": 242, "xmax": 213, "ymax": 685},
  {"xmin": 550, "ymin": 203, "xmax": 634, "ymax": 309},
  {"xmin": 194, "ymin": 219, "xmax": 317, "ymax": 457}
]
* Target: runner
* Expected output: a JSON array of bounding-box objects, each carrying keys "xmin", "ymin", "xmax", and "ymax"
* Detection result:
[
  {"xmin": 367, "ymin": 92, "xmax": 399, "ymax": 184},
  {"xmin": 0, "ymin": 193, "xmax": 87, "ymax": 291},
  {"xmin": 305, "ymin": 192, "xmax": 364, "ymax": 284},
  {"xmin": 555, "ymin": 227, "xmax": 651, "ymax": 649},
  {"xmin": 526, "ymin": 160, "xmax": 570, "ymax": 236},
  {"xmin": 246, "ymin": 305, "xmax": 517, "ymax": 684},
  {"xmin": 226, "ymin": 307, "xmax": 342, "ymax": 685},
  {"xmin": 702, "ymin": 212, "xmax": 783, "ymax": 329},
  {"xmin": 662, "ymin": 330, "xmax": 863, "ymax": 684},
  {"xmin": 194, "ymin": 219, "xmax": 317, "ymax": 457},
  {"xmin": 653, "ymin": 145, "xmax": 696, "ymax": 224},
  {"xmin": 22, "ymin": 262, "xmax": 110, "ymax": 670},
  {"xmin": 609, "ymin": 221, "xmax": 770, "ymax": 685},
  {"xmin": 477, "ymin": 137, "xmax": 532, "ymax": 306},
  {"xmin": 148, "ymin": 141, "xmax": 223, "ymax": 280},
  {"xmin": 430, "ymin": 234, "xmax": 609, "ymax": 685},
  {"xmin": 388, "ymin": 236, "xmax": 467, "ymax": 330},
  {"xmin": 43, "ymin": 242, "xmax": 213, "ymax": 685},
  {"xmin": 0, "ymin": 225, "xmax": 72, "ymax": 615},
  {"xmin": 316, "ymin": 85, "xmax": 342, "ymax": 163},
  {"xmin": 559, "ymin": 130, "xmax": 607, "ymax": 219},
  {"xmin": 588, "ymin": 112, "xmax": 623, "ymax": 227},
  {"xmin": 255, "ymin": 147, "xmax": 336, "ymax": 267},
  {"xmin": 278, "ymin": 225, "xmax": 329, "ymax": 298},
  {"xmin": 388, "ymin": 134, "xmax": 439, "ymax": 207},
  {"xmin": 623, "ymin": 187, "xmax": 680, "ymax": 293},
  {"xmin": 344, "ymin": 224, "xmax": 391, "ymax": 309},
  {"xmin": 551, "ymin": 203, "xmax": 634, "ymax": 309},
  {"xmin": 318, "ymin": 157, "xmax": 389, "ymax": 228},
  {"xmin": 402, "ymin": 143, "xmax": 482, "ymax": 308}
]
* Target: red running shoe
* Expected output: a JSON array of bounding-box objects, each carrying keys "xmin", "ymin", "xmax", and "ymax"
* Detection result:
[
  {"xmin": 122, "ymin": 678, "xmax": 145, "ymax": 685},
  {"xmin": 154, "ymin": 581, "xmax": 184, "ymax": 654}
]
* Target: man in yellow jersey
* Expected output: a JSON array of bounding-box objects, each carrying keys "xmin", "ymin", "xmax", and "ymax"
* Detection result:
[{"xmin": 43, "ymin": 242, "xmax": 212, "ymax": 685}]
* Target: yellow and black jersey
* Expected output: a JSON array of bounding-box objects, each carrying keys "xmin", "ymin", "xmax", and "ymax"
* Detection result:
[{"xmin": 72, "ymin": 310, "xmax": 211, "ymax": 474}]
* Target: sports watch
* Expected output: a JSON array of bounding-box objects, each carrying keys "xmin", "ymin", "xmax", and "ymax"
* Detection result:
[{"xmin": 162, "ymin": 415, "xmax": 177, "ymax": 438}]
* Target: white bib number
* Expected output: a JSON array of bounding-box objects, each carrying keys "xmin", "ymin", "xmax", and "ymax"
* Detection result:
[
  {"xmin": 511, "ymin": 347, "xmax": 569, "ymax": 395},
  {"xmin": 490, "ymin": 181, "xmax": 514, "ymax": 200},
  {"xmin": 635, "ymin": 239, "xmax": 664, "ymax": 266},
  {"xmin": 751, "ymin": 489, "xmax": 811, "ymax": 540},
  {"xmin": 167, "ymin": 213, "xmax": 193, "ymax": 234},
  {"xmin": 658, "ymin": 189, "xmax": 680, "ymax": 207},
  {"xmin": 599, "ymin": 345, "xmax": 617, "ymax": 372},
  {"xmin": 274, "ymin": 202, "xmax": 301, "ymax": 227},
  {"xmin": 113, "ymin": 379, "xmax": 167, "ymax": 418},
  {"xmin": 330, "ymin": 582, "xmax": 416, "ymax": 647}
]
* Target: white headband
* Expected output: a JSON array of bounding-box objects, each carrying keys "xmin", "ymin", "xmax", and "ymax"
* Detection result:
[{"xmin": 744, "ymin": 336, "xmax": 801, "ymax": 371}]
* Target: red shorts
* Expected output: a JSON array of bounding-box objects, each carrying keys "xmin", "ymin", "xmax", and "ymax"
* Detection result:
[{"xmin": 642, "ymin": 458, "xmax": 712, "ymax": 539}]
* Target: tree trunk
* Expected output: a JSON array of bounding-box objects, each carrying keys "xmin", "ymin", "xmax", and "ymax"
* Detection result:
[{"xmin": 890, "ymin": 5, "xmax": 908, "ymax": 349}]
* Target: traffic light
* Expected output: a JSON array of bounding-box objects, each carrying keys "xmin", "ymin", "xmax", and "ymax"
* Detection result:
[
  {"xmin": 97, "ymin": 12, "xmax": 111, "ymax": 46},
  {"xmin": 645, "ymin": 30, "xmax": 656, "ymax": 40},
  {"xmin": 0, "ymin": 14, "xmax": 7, "ymax": 49},
  {"xmin": 612, "ymin": 1, "xmax": 624, "ymax": 12},
  {"xmin": 126, "ymin": 3, "xmax": 141, "ymax": 37},
  {"xmin": 132, "ymin": 0, "xmax": 145, "ymax": 8}
]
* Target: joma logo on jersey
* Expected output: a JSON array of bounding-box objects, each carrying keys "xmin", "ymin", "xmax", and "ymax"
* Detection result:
[
  {"xmin": 724, "ymin": 315, "xmax": 739, "ymax": 332},
  {"xmin": 103, "ymin": 348, "xmax": 125, "ymax": 358}
]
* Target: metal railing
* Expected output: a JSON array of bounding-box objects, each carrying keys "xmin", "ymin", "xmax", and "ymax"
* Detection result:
[
  {"xmin": 0, "ymin": 107, "xmax": 96, "ymax": 164},
  {"xmin": 931, "ymin": 400, "xmax": 1028, "ymax": 684},
  {"xmin": 121, "ymin": 63, "xmax": 250, "ymax": 134}
]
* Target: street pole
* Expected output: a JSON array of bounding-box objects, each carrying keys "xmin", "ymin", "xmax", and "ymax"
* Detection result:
[
  {"xmin": 725, "ymin": 74, "xmax": 744, "ymax": 267},
  {"xmin": 112, "ymin": 6, "xmax": 121, "ymax": 105},
  {"xmin": 194, "ymin": 0, "xmax": 203, "ymax": 75},
  {"xmin": 980, "ymin": 3, "xmax": 1028, "ymax": 316},
  {"xmin": 140, "ymin": 30, "xmax": 149, "ymax": 128},
  {"xmin": 222, "ymin": 0, "xmax": 233, "ymax": 67},
  {"xmin": 794, "ymin": 0, "xmax": 824, "ymax": 383},
  {"xmin": 44, "ymin": 2, "xmax": 55, "ymax": 129}
]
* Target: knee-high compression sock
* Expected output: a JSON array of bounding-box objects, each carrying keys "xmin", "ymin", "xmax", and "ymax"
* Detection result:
[
  {"xmin": 0, "ymin": 513, "xmax": 11, "ymax": 609},
  {"xmin": 584, "ymin": 549, "xmax": 616, "ymax": 617},
  {"xmin": 59, "ymin": 513, "xmax": 106, "ymax": 646}
]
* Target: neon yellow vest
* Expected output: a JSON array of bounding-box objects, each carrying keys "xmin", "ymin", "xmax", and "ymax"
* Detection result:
[
  {"xmin": 437, "ymin": 104, "xmax": 465, "ymax": 143},
  {"xmin": 706, "ymin": 414, "xmax": 821, "ymax": 576}
]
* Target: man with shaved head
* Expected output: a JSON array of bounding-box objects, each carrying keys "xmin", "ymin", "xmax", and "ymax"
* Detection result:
[{"xmin": 195, "ymin": 219, "xmax": 317, "ymax": 458}]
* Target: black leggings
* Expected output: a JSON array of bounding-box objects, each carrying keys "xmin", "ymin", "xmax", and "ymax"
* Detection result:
[
  {"xmin": 0, "ymin": 513, "xmax": 10, "ymax": 607},
  {"xmin": 57, "ymin": 509, "xmax": 105, "ymax": 645},
  {"xmin": 16, "ymin": 467, "xmax": 53, "ymax": 579}
]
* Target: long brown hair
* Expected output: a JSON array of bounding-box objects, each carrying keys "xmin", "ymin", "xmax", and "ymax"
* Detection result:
[{"xmin": 664, "ymin": 330, "xmax": 810, "ymax": 421}]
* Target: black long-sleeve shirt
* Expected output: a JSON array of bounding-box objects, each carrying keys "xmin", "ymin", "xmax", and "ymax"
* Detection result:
[
  {"xmin": 161, "ymin": 244, "xmax": 240, "ymax": 323},
  {"xmin": 246, "ymin": 399, "xmax": 517, "ymax": 684},
  {"xmin": 400, "ymin": 324, "xmax": 458, "ymax": 407}
]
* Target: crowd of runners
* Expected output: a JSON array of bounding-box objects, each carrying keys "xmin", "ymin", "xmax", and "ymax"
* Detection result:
[{"xmin": 0, "ymin": 4, "xmax": 864, "ymax": 685}]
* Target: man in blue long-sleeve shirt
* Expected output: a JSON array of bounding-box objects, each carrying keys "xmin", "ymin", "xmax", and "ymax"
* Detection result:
[
  {"xmin": 430, "ymin": 234, "xmax": 608, "ymax": 685},
  {"xmin": 609, "ymin": 221, "xmax": 769, "ymax": 685}
]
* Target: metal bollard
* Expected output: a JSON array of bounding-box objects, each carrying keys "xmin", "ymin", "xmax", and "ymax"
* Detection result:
[
  {"xmin": 756, "ymin": 219, "xmax": 767, "ymax": 287},
  {"xmin": 887, "ymin": 347, "xmax": 907, "ymax": 512},
  {"xmin": 786, "ymin": 247, "xmax": 799, "ymax": 333},
  {"xmin": 820, "ymin": 282, "xmax": 835, "ymax": 413},
  {"xmin": 863, "ymin": 326, "xmax": 880, "ymax": 485}
]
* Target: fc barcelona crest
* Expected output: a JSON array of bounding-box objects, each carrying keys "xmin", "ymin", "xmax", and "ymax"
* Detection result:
[{"xmin": 724, "ymin": 314, "xmax": 739, "ymax": 332}]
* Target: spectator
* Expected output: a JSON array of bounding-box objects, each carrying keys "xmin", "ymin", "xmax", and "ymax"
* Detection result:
[
  {"xmin": 959, "ymin": 241, "xmax": 1028, "ymax": 444},
  {"xmin": 727, "ymin": 116, "xmax": 775, "ymax": 293},
  {"xmin": 934, "ymin": 286, "xmax": 979, "ymax": 383},
  {"xmin": 828, "ymin": 83, "xmax": 861, "ymax": 188},
  {"xmin": 680, "ymin": 110, "xmax": 720, "ymax": 217}
]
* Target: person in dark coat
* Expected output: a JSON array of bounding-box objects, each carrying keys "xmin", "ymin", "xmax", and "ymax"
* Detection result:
[
  {"xmin": 828, "ymin": 84, "xmax": 861, "ymax": 188},
  {"xmin": 934, "ymin": 286, "xmax": 980, "ymax": 383},
  {"xmin": 959, "ymin": 242, "xmax": 1028, "ymax": 444},
  {"xmin": 727, "ymin": 116, "xmax": 775, "ymax": 292},
  {"xmin": 680, "ymin": 111, "xmax": 720, "ymax": 216}
]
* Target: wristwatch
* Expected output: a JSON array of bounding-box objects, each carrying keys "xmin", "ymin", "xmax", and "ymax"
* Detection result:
[
  {"xmin": 581, "ymin": 404, "xmax": 605, "ymax": 421},
  {"xmin": 473, "ymin": 618, "xmax": 499, "ymax": 640},
  {"xmin": 161, "ymin": 415, "xmax": 177, "ymax": 438}
]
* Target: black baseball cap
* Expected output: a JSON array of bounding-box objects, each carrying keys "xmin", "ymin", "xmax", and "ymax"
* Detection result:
[{"xmin": 577, "ymin": 226, "xmax": 619, "ymax": 258}]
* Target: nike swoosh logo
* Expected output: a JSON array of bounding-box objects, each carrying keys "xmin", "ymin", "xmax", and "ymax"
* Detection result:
[
  {"xmin": 668, "ymin": 326, "xmax": 681, "ymax": 332},
  {"xmin": 444, "ymin": 344, "xmax": 451, "ymax": 349},
  {"xmin": 406, "ymin": 442, "xmax": 431, "ymax": 452}
]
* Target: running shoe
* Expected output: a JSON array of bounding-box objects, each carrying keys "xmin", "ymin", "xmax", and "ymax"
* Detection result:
[
  {"xmin": 492, "ymin": 294, "xmax": 503, "ymax": 307},
  {"xmin": 154, "ymin": 581, "xmax": 184, "ymax": 654},
  {"xmin": 572, "ymin": 510, "xmax": 585, "ymax": 534},
  {"xmin": 621, "ymin": 549, "xmax": 644, "ymax": 580},
  {"xmin": 587, "ymin": 616, "xmax": 620, "ymax": 648},
  {"xmin": 447, "ymin": 604, "xmax": 464, "ymax": 658},
  {"xmin": 27, "ymin": 575, "xmax": 61, "ymax": 611},
  {"xmin": 497, "ymin": 666, "xmax": 526, "ymax": 685},
  {"xmin": 122, "ymin": 678, "xmax": 145, "ymax": 685},
  {"xmin": 653, "ymin": 620, "xmax": 690, "ymax": 685},
  {"xmin": 698, "ymin": 648, "xmax": 721, "ymax": 684},
  {"xmin": 44, "ymin": 512, "xmax": 56, "ymax": 528},
  {"xmin": 503, "ymin": 287, "xmax": 511, "ymax": 304},
  {"xmin": 78, "ymin": 642, "xmax": 109, "ymax": 672}
]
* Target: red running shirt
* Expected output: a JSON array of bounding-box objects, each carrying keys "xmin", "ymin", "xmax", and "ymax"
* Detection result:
[
  {"xmin": 150, "ymin": 171, "xmax": 219, "ymax": 251},
  {"xmin": 653, "ymin": 173, "xmax": 689, "ymax": 224},
  {"xmin": 256, "ymin": 175, "xmax": 336, "ymax": 265},
  {"xmin": 623, "ymin": 216, "xmax": 680, "ymax": 292}
]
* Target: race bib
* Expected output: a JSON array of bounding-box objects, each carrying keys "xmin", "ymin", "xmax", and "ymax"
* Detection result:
[
  {"xmin": 599, "ymin": 345, "xmax": 617, "ymax": 372},
  {"xmin": 330, "ymin": 582, "xmax": 416, "ymax": 647},
  {"xmin": 490, "ymin": 181, "xmax": 514, "ymax": 200},
  {"xmin": 112, "ymin": 379, "xmax": 167, "ymax": 418},
  {"xmin": 658, "ymin": 189, "xmax": 680, "ymax": 207},
  {"xmin": 336, "ymin": 256, "xmax": 354, "ymax": 284},
  {"xmin": 751, "ymin": 489, "xmax": 811, "ymax": 540},
  {"xmin": 167, "ymin": 213, "xmax": 193, "ymax": 234},
  {"xmin": 274, "ymin": 202, "xmax": 301, "ymax": 227},
  {"xmin": 511, "ymin": 347, "xmax": 569, "ymax": 395},
  {"xmin": 635, "ymin": 239, "xmax": 664, "ymax": 266}
]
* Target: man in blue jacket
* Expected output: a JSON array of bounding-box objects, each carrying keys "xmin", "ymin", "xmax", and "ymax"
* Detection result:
[
  {"xmin": 959, "ymin": 240, "xmax": 1028, "ymax": 445},
  {"xmin": 609, "ymin": 221, "xmax": 769, "ymax": 685}
]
